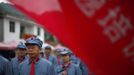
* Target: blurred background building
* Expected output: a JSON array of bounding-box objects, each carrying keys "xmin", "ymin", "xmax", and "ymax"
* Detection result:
[{"xmin": 0, "ymin": 2, "xmax": 59, "ymax": 60}]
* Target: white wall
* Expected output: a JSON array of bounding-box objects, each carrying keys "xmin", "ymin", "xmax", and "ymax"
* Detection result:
[
  {"xmin": 3, "ymin": 17, "xmax": 45, "ymax": 43},
  {"xmin": 38, "ymin": 28, "xmax": 44, "ymax": 42},
  {"xmin": 3, "ymin": 18, "xmax": 20, "ymax": 43},
  {"xmin": 25, "ymin": 25, "xmax": 34, "ymax": 34},
  {"xmin": 22, "ymin": 24, "xmax": 45, "ymax": 42},
  {"xmin": 33, "ymin": 25, "xmax": 37, "ymax": 35},
  {"xmin": 31, "ymin": 25, "xmax": 44, "ymax": 42}
]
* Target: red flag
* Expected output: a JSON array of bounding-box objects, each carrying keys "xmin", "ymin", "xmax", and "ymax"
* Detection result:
[{"xmin": 10, "ymin": 0, "xmax": 134, "ymax": 75}]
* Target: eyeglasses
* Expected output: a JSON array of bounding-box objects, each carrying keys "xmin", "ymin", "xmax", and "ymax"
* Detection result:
[
  {"xmin": 61, "ymin": 54, "xmax": 68, "ymax": 56},
  {"xmin": 26, "ymin": 45, "xmax": 38, "ymax": 49}
]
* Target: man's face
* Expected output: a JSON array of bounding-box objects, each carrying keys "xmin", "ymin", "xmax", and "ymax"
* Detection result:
[
  {"xmin": 26, "ymin": 44, "xmax": 40, "ymax": 59},
  {"xmin": 45, "ymin": 49, "xmax": 51, "ymax": 55},
  {"xmin": 16, "ymin": 49, "xmax": 26, "ymax": 58},
  {"xmin": 61, "ymin": 54, "xmax": 70, "ymax": 63}
]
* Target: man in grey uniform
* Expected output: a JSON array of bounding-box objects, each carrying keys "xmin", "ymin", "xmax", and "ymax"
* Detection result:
[
  {"xmin": 19, "ymin": 37, "xmax": 56, "ymax": 75},
  {"xmin": 0, "ymin": 55, "xmax": 13, "ymax": 75},
  {"xmin": 11, "ymin": 42, "xmax": 27, "ymax": 75},
  {"xmin": 56, "ymin": 48, "xmax": 82, "ymax": 75}
]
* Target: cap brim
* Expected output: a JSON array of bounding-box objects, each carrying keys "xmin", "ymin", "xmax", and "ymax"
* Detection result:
[
  {"xmin": 25, "ymin": 42, "xmax": 38, "ymax": 46},
  {"xmin": 60, "ymin": 51, "xmax": 69, "ymax": 55},
  {"xmin": 16, "ymin": 48, "xmax": 26, "ymax": 50}
]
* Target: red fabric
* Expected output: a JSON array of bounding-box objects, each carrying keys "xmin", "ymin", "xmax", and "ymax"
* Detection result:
[
  {"xmin": 62, "ymin": 61, "xmax": 71, "ymax": 75},
  {"xmin": 30, "ymin": 58, "xmax": 39, "ymax": 75},
  {"xmin": 62, "ymin": 62, "xmax": 71, "ymax": 70},
  {"xmin": 10, "ymin": 0, "xmax": 134, "ymax": 75},
  {"xmin": 18, "ymin": 57, "xmax": 25, "ymax": 63},
  {"xmin": 46, "ymin": 54, "xmax": 49, "ymax": 60},
  {"xmin": 35, "ymin": 57, "xmax": 40, "ymax": 62},
  {"xmin": 57, "ymin": 56, "xmax": 60, "ymax": 65},
  {"xmin": 30, "ymin": 61, "xmax": 35, "ymax": 75}
]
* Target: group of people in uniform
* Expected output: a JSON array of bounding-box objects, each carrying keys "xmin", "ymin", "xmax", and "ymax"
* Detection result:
[{"xmin": 0, "ymin": 37, "xmax": 89, "ymax": 75}]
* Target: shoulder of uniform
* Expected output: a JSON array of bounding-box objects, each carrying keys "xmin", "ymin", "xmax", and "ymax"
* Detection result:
[
  {"xmin": 56, "ymin": 64, "xmax": 62, "ymax": 68},
  {"xmin": 49, "ymin": 55, "xmax": 55, "ymax": 58},
  {"xmin": 11, "ymin": 57, "xmax": 17, "ymax": 61},
  {"xmin": 0, "ymin": 56, "xmax": 9, "ymax": 62},
  {"xmin": 40, "ymin": 58, "xmax": 52, "ymax": 65},
  {"xmin": 20, "ymin": 58, "xmax": 29, "ymax": 65},
  {"xmin": 71, "ymin": 63, "xmax": 79, "ymax": 68},
  {"xmin": 51, "ymin": 55, "xmax": 56, "ymax": 60}
]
